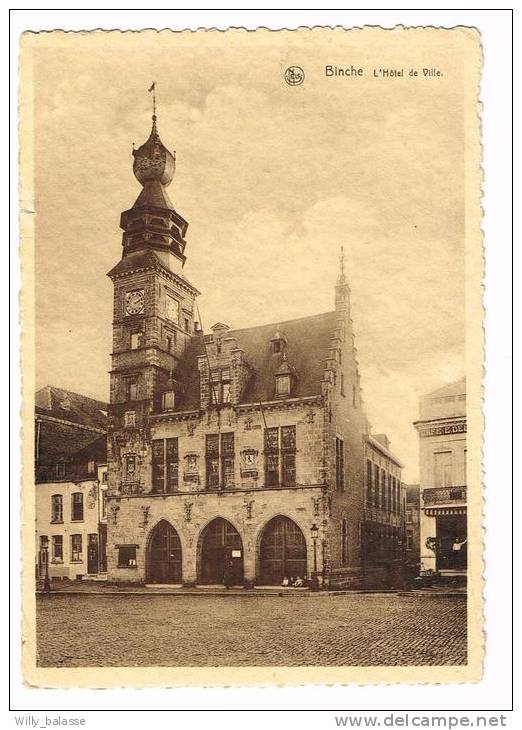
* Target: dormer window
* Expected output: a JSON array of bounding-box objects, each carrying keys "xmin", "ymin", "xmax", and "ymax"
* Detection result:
[
  {"xmin": 274, "ymin": 356, "xmax": 294, "ymax": 398},
  {"xmin": 270, "ymin": 330, "xmax": 287, "ymax": 355},
  {"xmin": 162, "ymin": 390, "xmax": 176, "ymax": 411},
  {"xmin": 56, "ymin": 461, "xmax": 66, "ymax": 479},
  {"xmin": 275, "ymin": 374, "xmax": 291, "ymax": 396}
]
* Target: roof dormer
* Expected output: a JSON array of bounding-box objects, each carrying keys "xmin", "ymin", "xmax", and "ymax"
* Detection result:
[
  {"xmin": 270, "ymin": 328, "xmax": 287, "ymax": 355},
  {"xmin": 274, "ymin": 353, "xmax": 296, "ymax": 398}
]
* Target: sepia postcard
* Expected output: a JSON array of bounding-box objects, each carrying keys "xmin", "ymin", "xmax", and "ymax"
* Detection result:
[{"xmin": 19, "ymin": 26, "xmax": 483, "ymax": 687}]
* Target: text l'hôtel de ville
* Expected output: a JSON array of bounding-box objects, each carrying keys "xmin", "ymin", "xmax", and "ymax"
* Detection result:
[{"xmin": 325, "ymin": 66, "xmax": 443, "ymax": 78}]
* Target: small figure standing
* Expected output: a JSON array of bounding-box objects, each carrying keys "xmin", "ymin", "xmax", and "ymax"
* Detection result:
[{"xmin": 223, "ymin": 556, "xmax": 235, "ymax": 589}]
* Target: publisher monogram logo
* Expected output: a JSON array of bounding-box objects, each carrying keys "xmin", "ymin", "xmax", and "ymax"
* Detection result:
[{"xmin": 284, "ymin": 66, "xmax": 304, "ymax": 86}]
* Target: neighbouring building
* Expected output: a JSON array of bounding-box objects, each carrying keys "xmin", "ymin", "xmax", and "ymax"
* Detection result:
[
  {"xmin": 35, "ymin": 386, "xmax": 109, "ymax": 580},
  {"xmin": 104, "ymin": 109, "xmax": 406, "ymax": 588},
  {"xmin": 405, "ymin": 484, "xmax": 420, "ymax": 575},
  {"xmin": 413, "ymin": 378, "xmax": 467, "ymax": 576},
  {"xmin": 361, "ymin": 434, "xmax": 407, "ymax": 588}
]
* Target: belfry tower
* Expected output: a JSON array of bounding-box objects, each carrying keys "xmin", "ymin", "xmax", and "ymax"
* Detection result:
[{"xmin": 107, "ymin": 98, "xmax": 200, "ymax": 496}]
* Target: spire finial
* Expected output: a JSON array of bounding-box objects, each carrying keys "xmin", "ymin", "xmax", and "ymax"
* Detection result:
[
  {"xmin": 340, "ymin": 246, "xmax": 345, "ymax": 277},
  {"xmin": 336, "ymin": 245, "xmax": 349, "ymax": 293},
  {"xmin": 148, "ymin": 81, "xmax": 157, "ymax": 130}
]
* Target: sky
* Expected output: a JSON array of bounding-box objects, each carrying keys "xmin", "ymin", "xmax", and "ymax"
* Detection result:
[{"xmin": 30, "ymin": 29, "xmax": 468, "ymax": 481}]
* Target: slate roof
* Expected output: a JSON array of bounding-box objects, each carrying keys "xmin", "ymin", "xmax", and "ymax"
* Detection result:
[
  {"xmin": 132, "ymin": 179, "xmax": 174, "ymax": 210},
  {"xmin": 35, "ymin": 385, "xmax": 107, "ymax": 430},
  {"xmin": 35, "ymin": 386, "xmax": 108, "ymax": 482},
  {"xmin": 172, "ymin": 311, "xmax": 337, "ymax": 411},
  {"xmin": 107, "ymin": 249, "xmax": 198, "ymax": 293}
]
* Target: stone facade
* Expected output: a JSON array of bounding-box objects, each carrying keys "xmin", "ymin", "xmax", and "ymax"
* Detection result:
[{"xmin": 105, "ymin": 113, "xmax": 406, "ymax": 588}]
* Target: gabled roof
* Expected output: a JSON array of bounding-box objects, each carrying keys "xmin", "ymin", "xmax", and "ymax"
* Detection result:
[
  {"xmin": 35, "ymin": 385, "xmax": 107, "ymax": 430},
  {"xmin": 172, "ymin": 311, "xmax": 336, "ymax": 411}
]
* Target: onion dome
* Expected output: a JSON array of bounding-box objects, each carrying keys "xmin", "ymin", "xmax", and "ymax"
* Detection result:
[{"xmin": 132, "ymin": 115, "xmax": 176, "ymax": 187}]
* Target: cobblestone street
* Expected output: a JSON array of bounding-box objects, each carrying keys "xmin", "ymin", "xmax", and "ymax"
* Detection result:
[{"xmin": 36, "ymin": 592, "xmax": 467, "ymax": 667}]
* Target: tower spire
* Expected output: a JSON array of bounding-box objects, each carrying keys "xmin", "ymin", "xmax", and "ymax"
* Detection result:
[
  {"xmin": 335, "ymin": 245, "xmax": 350, "ymax": 309},
  {"xmin": 337, "ymin": 246, "xmax": 347, "ymax": 286},
  {"xmin": 148, "ymin": 81, "xmax": 157, "ymax": 131}
]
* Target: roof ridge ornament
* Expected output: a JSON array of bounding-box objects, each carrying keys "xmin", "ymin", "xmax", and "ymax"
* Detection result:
[{"xmin": 148, "ymin": 81, "xmax": 157, "ymax": 132}]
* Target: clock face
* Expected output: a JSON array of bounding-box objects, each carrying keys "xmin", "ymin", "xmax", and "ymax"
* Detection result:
[
  {"xmin": 166, "ymin": 295, "xmax": 178, "ymax": 323},
  {"xmin": 125, "ymin": 289, "xmax": 145, "ymax": 316}
]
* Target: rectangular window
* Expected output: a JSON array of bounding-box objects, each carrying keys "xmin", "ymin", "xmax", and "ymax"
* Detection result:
[
  {"xmin": 366, "ymin": 460, "xmax": 373, "ymax": 505},
  {"xmin": 281, "ymin": 427, "xmax": 296, "ymax": 486},
  {"xmin": 406, "ymin": 508, "xmax": 413, "ymax": 524},
  {"xmin": 152, "ymin": 439, "xmax": 165, "ymax": 492},
  {"xmin": 71, "ymin": 492, "xmax": 84, "ymax": 521},
  {"xmin": 162, "ymin": 390, "xmax": 176, "ymax": 411},
  {"xmin": 101, "ymin": 490, "xmax": 107, "ymax": 519},
  {"xmin": 209, "ymin": 368, "xmax": 232, "ymax": 405},
  {"xmin": 374, "ymin": 464, "xmax": 380, "ymax": 508},
  {"xmin": 130, "ymin": 331, "xmax": 143, "ymax": 350},
  {"xmin": 264, "ymin": 426, "xmax": 296, "ymax": 487},
  {"xmin": 165, "ymin": 334, "xmax": 174, "ymax": 353},
  {"xmin": 52, "ymin": 535, "xmax": 63, "ymax": 561},
  {"xmin": 152, "ymin": 438, "xmax": 178, "ymax": 493},
  {"xmin": 51, "ymin": 494, "xmax": 63, "ymax": 523},
  {"xmin": 206, "ymin": 434, "xmax": 220, "ymax": 489},
  {"xmin": 126, "ymin": 379, "xmax": 138, "ymax": 401},
  {"xmin": 340, "ymin": 372, "xmax": 345, "ymax": 396},
  {"xmin": 276, "ymin": 375, "xmax": 291, "ymax": 396},
  {"xmin": 381, "ymin": 469, "xmax": 386, "ymax": 510},
  {"xmin": 71, "ymin": 534, "xmax": 82, "ymax": 562},
  {"xmin": 434, "ymin": 451, "xmax": 453, "ymax": 487},
  {"xmin": 221, "ymin": 432, "xmax": 235, "ymax": 488},
  {"xmin": 87, "ymin": 459, "xmax": 95, "ymax": 474},
  {"xmin": 166, "ymin": 438, "xmax": 179, "ymax": 493},
  {"xmin": 406, "ymin": 531, "xmax": 413, "ymax": 550},
  {"xmin": 387, "ymin": 473, "xmax": 392, "ymax": 512},
  {"xmin": 341, "ymin": 518, "xmax": 348, "ymax": 565},
  {"xmin": 55, "ymin": 462, "xmax": 66, "ymax": 479},
  {"xmin": 335, "ymin": 437, "xmax": 344, "ymax": 491},
  {"xmin": 124, "ymin": 410, "xmax": 136, "ymax": 427},
  {"xmin": 118, "ymin": 545, "xmax": 137, "ymax": 568}
]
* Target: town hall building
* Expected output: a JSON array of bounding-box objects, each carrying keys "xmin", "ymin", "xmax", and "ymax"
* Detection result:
[{"xmin": 104, "ymin": 108, "xmax": 406, "ymax": 588}]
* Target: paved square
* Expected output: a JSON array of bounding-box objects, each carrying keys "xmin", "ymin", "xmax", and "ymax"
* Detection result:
[{"xmin": 36, "ymin": 593, "xmax": 467, "ymax": 667}]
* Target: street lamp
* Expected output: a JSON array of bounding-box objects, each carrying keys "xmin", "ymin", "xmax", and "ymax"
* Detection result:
[
  {"xmin": 41, "ymin": 536, "xmax": 51, "ymax": 593},
  {"xmin": 310, "ymin": 523, "xmax": 319, "ymax": 591}
]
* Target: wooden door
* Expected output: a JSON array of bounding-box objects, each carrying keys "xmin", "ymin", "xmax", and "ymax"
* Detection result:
[
  {"xmin": 87, "ymin": 533, "xmax": 99, "ymax": 574},
  {"xmin": 147, "ymin": 521, "xmax": 182, "ymax": 583},
  {"xmin": 259, "ymin": 516, "xmax": 307, "ymax": 584},
  {"xmin": 199, "ymin": 518, "xmax": 243, "ymax": 584}
]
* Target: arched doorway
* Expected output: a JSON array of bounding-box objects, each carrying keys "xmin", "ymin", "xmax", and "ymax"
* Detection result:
[
  {"xmin": 258, "ymin": 516, "xmax": 307, "ymax": 585},
  {"xmin": 147, "ymin": 520, "xmax": 182, "ymax": 584},
  {"xmin": 198, "ymin": 518, "xmax": 244, "ymax": 585}
]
